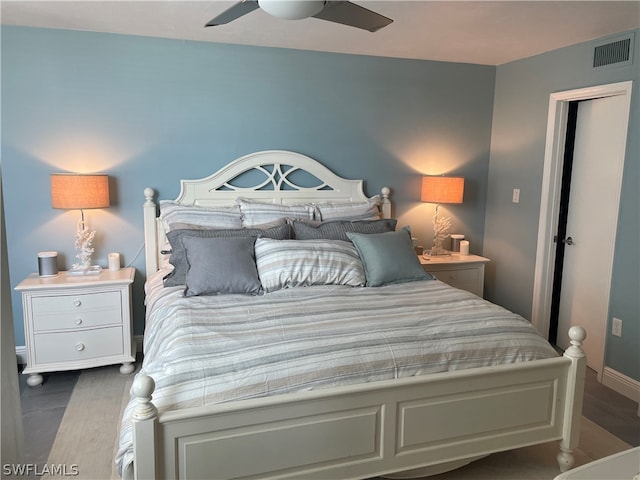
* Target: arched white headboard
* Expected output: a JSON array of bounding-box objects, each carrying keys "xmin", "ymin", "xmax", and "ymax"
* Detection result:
[{"xmin": 143, "ymin": 150, "xmax": 392, "ymax": 276}]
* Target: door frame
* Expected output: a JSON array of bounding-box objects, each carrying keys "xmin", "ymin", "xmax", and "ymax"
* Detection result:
[{"xmin": 531, "ymin": 81, "xmax": 632, "ymax": 375}]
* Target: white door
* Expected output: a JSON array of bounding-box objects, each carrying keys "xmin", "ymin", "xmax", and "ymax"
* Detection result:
[{"xmin": 556, "ymin": 94, "xmax": 628, "ymax": 374}]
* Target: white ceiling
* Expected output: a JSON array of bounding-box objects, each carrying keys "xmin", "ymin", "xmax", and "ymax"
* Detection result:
[{"xmin": 2, "ymin": 1, "xmax": 639, "ymax": 65}]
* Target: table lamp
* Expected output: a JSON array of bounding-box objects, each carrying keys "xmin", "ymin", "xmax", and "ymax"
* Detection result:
[
  {"xmin": 51, "ymin": 173, "xmax": 110, "ymax": 274},
  {"xmin": 421, "ymin": 175, "xmax": 464, "ymax": 256}
]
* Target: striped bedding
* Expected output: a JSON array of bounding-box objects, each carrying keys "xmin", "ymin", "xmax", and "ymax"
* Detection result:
[{"xmin": 115, "ymin": 269, "xmax": 557, "ymax": 476}]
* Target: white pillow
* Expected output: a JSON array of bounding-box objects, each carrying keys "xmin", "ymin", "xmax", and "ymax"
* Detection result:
[
  {"xmin": 236, "ymin": 198, "xmax": 316, "ymax": 227},
  {"xmin": 159, "ymin": 201, "xmax": 242, "ymax": 231},
  {"xmin": 255, "ymin": 238, "xmax": 365, "ymax": 293},
  {"xmin": 314, "ymin": 195, "xmax": 381, "ymax": 221}
]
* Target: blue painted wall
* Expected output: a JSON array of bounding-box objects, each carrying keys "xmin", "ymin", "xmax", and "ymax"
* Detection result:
[
  {"xmin": 5, "ymin": 26, "xmax": 636, "ymax": 383},
  {"xmin": 486, "ymin": 29, "xmax": 639, "ymax": 380},
  {"xmin": 1, "ymin": 26, "xmax": 495, "ymax": 345}
]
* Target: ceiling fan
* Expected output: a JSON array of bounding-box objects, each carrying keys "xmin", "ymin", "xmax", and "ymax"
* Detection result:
[{"xmin": 205, "ymin": 1, "xmax": 393, "ymax": 32}]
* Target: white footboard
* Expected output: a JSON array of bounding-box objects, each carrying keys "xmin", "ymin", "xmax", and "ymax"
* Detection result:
[{"xmin": 131, "ymin": 327, "xmax": 586, "ymax": 480}]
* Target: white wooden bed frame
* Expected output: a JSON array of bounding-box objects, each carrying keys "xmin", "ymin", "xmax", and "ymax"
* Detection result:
[{"xmin": 131, "ymin": 150, "xmax": 586, "ymax": 480}]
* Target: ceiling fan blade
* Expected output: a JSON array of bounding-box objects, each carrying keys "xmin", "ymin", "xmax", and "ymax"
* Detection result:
[
  {"xmin": 312, "ymin": 1, "xmax": 393, "ymax": 32},
  {"xmin": 205, "ymin": 0, "xmax": 259, "ymax": 27}
]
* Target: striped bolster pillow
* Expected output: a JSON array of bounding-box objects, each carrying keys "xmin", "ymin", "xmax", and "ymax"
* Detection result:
[{"xmin": 255, "ymin": 238, "xmax": 365, "ymax": 293}]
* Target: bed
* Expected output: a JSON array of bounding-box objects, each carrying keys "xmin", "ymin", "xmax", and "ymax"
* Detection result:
[{"xmin": 118, "ymin": 150, "xmax": 587, "ymax": 480}]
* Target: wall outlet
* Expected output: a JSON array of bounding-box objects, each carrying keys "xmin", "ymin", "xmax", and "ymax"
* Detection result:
[{"xmin": 612, "ymin": 317, "xmax": 623, "ymax": 337}]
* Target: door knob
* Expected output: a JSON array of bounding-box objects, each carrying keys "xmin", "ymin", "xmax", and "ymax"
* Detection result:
[{"xmin": 563, "ymin": 237, "xmax": 574, "ymax": 245}]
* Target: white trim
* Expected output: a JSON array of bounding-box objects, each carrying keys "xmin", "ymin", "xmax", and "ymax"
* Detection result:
[
  {"xmin": 532, "ymin": 82, "xmax": 633, "ymax": 359},
  {"xmin": 602, "ymin": 367, "xmax": 640, "ymax": 410}
]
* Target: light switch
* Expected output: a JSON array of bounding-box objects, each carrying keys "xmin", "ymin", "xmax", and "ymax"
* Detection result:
[{"xmin": 512, "ymin": 188, "xmax": 520, "ymax": 203}]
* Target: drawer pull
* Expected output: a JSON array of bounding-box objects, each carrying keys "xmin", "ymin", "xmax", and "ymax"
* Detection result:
[
  {"xmin": 73, "ymin": 300, "xmax": 82, "ymax": 307},
  {"xmin": 75, "ymin": 318, "xmax": 83, "ymax": 325},
  {"xmin": 75, "ymin": 343, "xmax": 85, "ymax": 352}
]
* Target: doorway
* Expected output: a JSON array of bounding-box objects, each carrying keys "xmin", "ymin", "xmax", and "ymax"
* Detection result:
[{"xmin": 532, "ymin": 81, "xmax": 632, "ymax": 378}]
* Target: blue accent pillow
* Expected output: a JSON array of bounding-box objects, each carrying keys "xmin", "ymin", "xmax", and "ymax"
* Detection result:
[{"xmin": 346, "ymin": 228, "xmax": 433, "ymax": 287}]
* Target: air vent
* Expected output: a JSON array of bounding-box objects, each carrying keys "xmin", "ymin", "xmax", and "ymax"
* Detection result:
[{"xmin": 593, "ymin": 34, "xmax": 634, "ymax": 68}]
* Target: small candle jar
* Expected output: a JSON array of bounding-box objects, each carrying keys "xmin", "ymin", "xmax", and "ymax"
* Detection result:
[{"xmin": 108, "ymin": 253, "xmax": 121, "ymax": 271}]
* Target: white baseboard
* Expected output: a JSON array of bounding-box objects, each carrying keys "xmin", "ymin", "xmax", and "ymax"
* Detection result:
[
  {"xmin": 15, "ymin": 335, "xmax": 144, "ymax": 365},
  {"xmin": 602, "ymin": 366, "xmax": 640, "ymax": 414}
]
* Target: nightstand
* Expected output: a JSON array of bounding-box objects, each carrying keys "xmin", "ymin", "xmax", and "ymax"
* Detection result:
[
  {"xmin": 15, "ymin": 267, "xmax": 136, "ymax": 387},
  {"xmin": 420, "ymin": 254, "xmax": 490, "ymax": 297}
]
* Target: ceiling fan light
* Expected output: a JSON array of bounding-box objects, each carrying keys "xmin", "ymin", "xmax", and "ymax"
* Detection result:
[{"xmin": 258, "ymin": 0, "xmax": 325, "ymax": 20}]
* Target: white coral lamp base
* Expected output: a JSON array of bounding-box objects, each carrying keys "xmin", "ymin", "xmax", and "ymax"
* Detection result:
[
  {"xmin": 70, "ymin": 214, "xmax": 101, "ymax": 275},
  {"xmin": 426, "ymin": 204, "xmax": 452, "ymax": 256}
]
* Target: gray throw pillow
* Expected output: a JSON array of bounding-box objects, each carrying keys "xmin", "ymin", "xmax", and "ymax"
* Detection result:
[
  {"xmin": 164, "ymin": 223, "xmax": 291, "ymax": 287},
  {"xmin": 182, "ymin": 236, "xmax": 261, "ymax": 296},
  {"xmin": 292, "ymin": 219, "xmax": 397, "ymax": 242},
  {"xmin": 346, "ymin": 228, "xmax": 433, "ymax": 287}
]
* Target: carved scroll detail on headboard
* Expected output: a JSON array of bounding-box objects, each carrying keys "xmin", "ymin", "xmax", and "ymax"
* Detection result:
[
  {"xmin": 215, "ymin": 164, "xmax": 331, "ymax": 193},
  {"xmin": 175, "ymin": 150, "xmax": 366, "ymax": 206}
]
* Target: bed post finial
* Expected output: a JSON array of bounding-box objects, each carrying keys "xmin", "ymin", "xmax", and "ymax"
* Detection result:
[
  {"xmin": 132, "ymin": 374, "xmax": 158, "ymax": 479},
  {"xmin": 143, "ymin": 187, "xmax": 155, "ymax": 206},
  {"xmin": 132, "ymin": 374, "xmax": 157, "ymax": 421},
  {"xmin": 558, "ymin": 326, "xmax": 587, "ymax": 472},
  {"xmin": 380, "ymin": 187, "xmax": 392, "ymax": 219},
  {"xmin": 565, "ymin": 326, "xmax": 586, "ymax": 358},
  {"xmin": 143, "ymin": 188, "xmax": 159, "ymax": 277}
]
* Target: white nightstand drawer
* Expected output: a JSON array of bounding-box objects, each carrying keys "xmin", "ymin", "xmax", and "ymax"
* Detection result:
[
  {"xmin": 32, "ymin": 291, "xmax": 121, "ymax": 315},
  {"xmin": 33, "ymin": 326, "xmax": 124, "ymax": 364},
  {"xmin": 32, "ymin": 305, "xmax": 122, "ymax": 332},
  {"xmin": 32, "ymin": 309, "xmax": 123, "ymax": 332},
  {"xmin": 430, "ymin": 268, "xmax": 479, "ymax": 291},
  {"xmin": 31, "ymin": 292, "xmax": 123, "ymax": 331}
]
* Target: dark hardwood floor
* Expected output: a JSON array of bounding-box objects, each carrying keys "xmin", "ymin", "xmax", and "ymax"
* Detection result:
[{"xmin": 582, "ymin": 367, "xmax": 640, "ymax": 446}]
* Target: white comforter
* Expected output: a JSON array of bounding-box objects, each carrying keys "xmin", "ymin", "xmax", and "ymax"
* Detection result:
[{"xmin": 116, "ymin": 270, "xmax": 557, "ymax": 475}]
